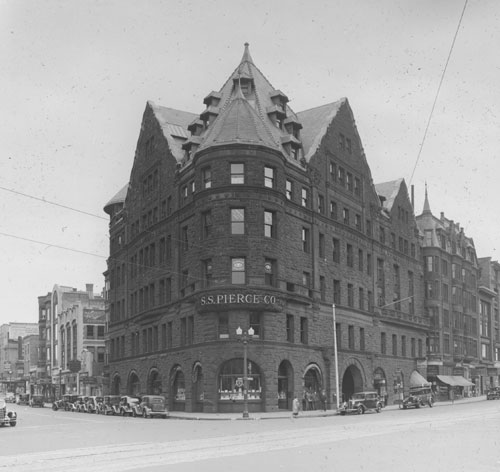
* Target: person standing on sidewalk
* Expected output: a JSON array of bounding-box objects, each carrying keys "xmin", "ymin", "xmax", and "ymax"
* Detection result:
[
  {"xmin": 319, "ymin": 389, "xmax": 327, "ymax": 411},
  {"xmin": 292, "ymin": 396, "xmax": 300, "ymax": 418}
]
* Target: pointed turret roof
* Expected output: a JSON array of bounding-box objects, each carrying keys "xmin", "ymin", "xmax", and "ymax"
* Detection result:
[{"xmin": 422, "ymin": 183, "xmax": 432, "ymax": 214}]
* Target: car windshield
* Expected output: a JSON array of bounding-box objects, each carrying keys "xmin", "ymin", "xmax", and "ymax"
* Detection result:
[{"xmin": 352, "ymin": 393, "xmax": 366, "ymax": 400}]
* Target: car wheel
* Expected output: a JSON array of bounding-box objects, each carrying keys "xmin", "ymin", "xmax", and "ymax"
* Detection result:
[
  {"xmin": 143, "ymin": 410, "xmax": 147, "ymax": 418},
  {"xmin": 357, "ymin": 406, "xmax": 363, "ymax": 415},
  {"xmin": 10, "ymin": 422, "xmax": 16, "ymax": 427},
  {"xmin": 121, "ymin": 410, "xmax": 126, "ymax": 416}
]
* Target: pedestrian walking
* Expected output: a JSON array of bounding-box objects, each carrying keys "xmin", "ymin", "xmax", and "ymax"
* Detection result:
[
  {"xmin": 292, "ymin": 396, "xmax": 300, "ymax": 418},
  {"xmin": 319, "ymin": 389, "xmax": 327, "ymax": 411}
]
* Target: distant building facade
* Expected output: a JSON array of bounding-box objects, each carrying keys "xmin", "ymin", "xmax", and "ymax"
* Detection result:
[{"xmin": 104, "ymin": 44, "xmax": 429, "ymax": 413}]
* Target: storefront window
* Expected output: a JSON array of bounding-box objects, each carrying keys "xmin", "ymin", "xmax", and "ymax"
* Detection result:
[{"xmin": 219, "ymin": 359, "xmax": 261, "ymax": 400}]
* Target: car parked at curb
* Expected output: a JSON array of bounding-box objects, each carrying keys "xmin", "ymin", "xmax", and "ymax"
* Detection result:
[
  {"xmin": 30, "ymin": 395, "xmax": 45, "ymax": 408},
  {"xmin": 99, "ymin": 395, "xmax": 121, "ymax": 415},
  {"xmin": 119, "ymin": 396, "xmax": 140, "ymax": 416},
  {"xmin": 86, "ymin": 396, "xmax": 103, "ymax": 413},
  {"xmin": 402, "ymin": 386, "xmax": 434, "ymax": 409},
  {"xmin": 486, "ymin": 387, "xmax": 500, "ymax": 400},
  {"xmin": 0, "ymin": 398, "xmax": 17, "ymax": 427},
  {"xmin": 339, "ymin": 391, "xmax": 383, "ymax": 415},
  {"xmin": 136, "ymin": 395, "xmax": 168, "ymax": 419}
]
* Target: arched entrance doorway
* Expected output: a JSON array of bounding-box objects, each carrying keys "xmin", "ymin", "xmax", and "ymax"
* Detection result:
[
  {"xmin": 191, "ymin": 362, "xmax": 204, "ymax": 413},
  {"xmin": 111, "ymin": 375, "xmax": 121, "ymax": 395},
  {"xmin": 373, "ymin": 367, "xmax": 387, "ymax": 406},
  {"xmin": 147, "ymin": 369, "xmax": 162, "ymax": 395},
  {"xmin": 303, "ymin": 364, "xmax": 322, "ymax": 410},
  {"xmin": 342, "ymin": 365, "xmax": 363, "ymax": 402},
  {"xmin": 278, "ymin": 360, "xmax": 294, "ymax": 410},
  {"xmin": 127, "ymin": 372, "xmax": 141, "ymax": 396},
  {"xmin": 170, "ymin": 366, "xmax": 185, "ymax": 412}
]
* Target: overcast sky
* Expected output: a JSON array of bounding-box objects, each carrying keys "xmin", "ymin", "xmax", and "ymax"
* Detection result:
[{"xmin": 1, "ymin": 0, "xmax": 499, "ymax": 326}]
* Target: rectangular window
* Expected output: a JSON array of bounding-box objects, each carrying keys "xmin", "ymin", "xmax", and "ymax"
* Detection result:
[
  {"xmin": 320, "ymin": 276, "xmax": 326, "ymax": 301},
  {"xmin": 359, "ymin": 288, "xmax": 365, "ymax": 310},
  {"xmin": 343, "ymin": 208, "xmax": 350, "ymax": 225},
  {"xmin": 346, "ymin": 173, "xmax": 353, "ymax": 192},
  {"xmin": 333, "ymin": 279, "xmax": 341, "ymax": 305},
  {"xmin": 202, "ymin": 210, "xmax": 212, "ymax": 239},
  {"xmin": 218, "ymin": 313, "xmax": 229, "ymax": 338},
  {"xmin": 381, "ymin": 332, "xmax": 387, "ymax": 354},
  {"xmin": 302, "ymin": 227, "xmax": 310, "ymax": 253},
  {"xmin": 347, "ymin": 283, "xmax": 354, "ymax": 307},
  {"xmin": 401, "ymin": 335, "xmax": 406, "ymax": 357},
  {"xmin": 358, "ymin": 249, "xmax": 363, "ymax": 271},
  {"xmin": 202, "ymin": 166, "xmax": 212, "ymax": 188},
  {"xmin": 203, "ymin": 259, "xmax": 213, "ymax": 288},
  {"xmin": 318, "ymin": 195, "xmax": 325, "ymax": 214},
  {"xmin": 392, "ymin": 334, "xmax": 397, "ymax": 356},
  {"xmin": 286, "ymin": 314, "xmax": 294, "ymax": 342},
  {"xmin": 182, "ymin": 226, "xmax": 188, "ymax": 251},
  {"xmin": 330, "ymin": 201, "xmax": 337, "ymax": 220},
  {"xmin": 354, "ymin": 177, "xmax": 361, "ymax": 196},
  {"xmin": 161, "ymin": 324, "xmax": 167, "ymax": 349},
  {"xmin": 286, "ymin": 179, "xmax": 293, "ymax": 200},
  {"xmin": 231, "ymin": 208, "xmax": 245, "ymax": 234},
  {"xmin": 231, "ymin": 257, "xmax": 246, "ymax": 284},
  {"xmin": 348, "ymin": 325, "xmax": 355, "ymax": 349},
  {"xmin": 346, "ymin": 244, "xmax": 353, "ymax": 267},
  {"xmin": 336, "ymin": 323, "xmax": 341, "ymax": 349},
  {"xmin": 231, "ymin": 163, "xmax": 245, "ymax": 184},
  {"xmin": 339, "ymin": 133, "xmax": 346, "ymax": 150},
  {"xmin": 301, "ymin": 188, "xmax": 309, "ymax": 207},
  {"xmin": 411, "ymin": 338, "xmax": 416, "ymax": 357},
  {"xmin": 332, "ymin": 238, "xmax": 340, "ymax": 263},
  {"xmin": 250, "ymin": 312, "xmax": 262, "ymax": 338},
  {"xmin": 329, "ymin": 161, "xmax": 337, "ymax": 182},
  {"xmin": 264, "ymin": 210, "xmax": 275, "ymax": 238},
  {"xmin": 86, "ymin": 325, "xmax": 94, "ymax": 339},
  {"xmin": 180, "ymin": 318, "xmax": 186, "ymax": 346},
  {"xmin": 264, "ymin": 166, "xmax": 275, "ymax": 188},
  {"xmin": 319, "ymin": 233, "xmax": 325, "ymax": 258},
  {"xmin": 300, "ymin": 317, "xmax": 308, "ymax": 344},
  {"xmin": 264, "ymin": 258, "xmax": 277, "ymax": 287},
  {"xmin": 355, "ymin": 214, "xmax": 362, "ymax": 231},
  {"xmin": 360, "ymin": 328, "xmax": 365, "ymax": 351}
]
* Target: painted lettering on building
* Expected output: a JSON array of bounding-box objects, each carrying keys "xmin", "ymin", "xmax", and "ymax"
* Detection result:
[{"xmin": 200, "ymin": 293, "xmax": 277, "ymax": 306}]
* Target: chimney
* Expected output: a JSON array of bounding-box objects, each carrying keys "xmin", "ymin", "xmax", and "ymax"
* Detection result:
[{"xmin": 86, "ymin": 284, "xmax": 94, "ymax": 299}]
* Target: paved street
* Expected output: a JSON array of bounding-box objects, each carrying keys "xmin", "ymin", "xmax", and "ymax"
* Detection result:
[{"xmin": 1, "ymin": 397, "xmax": 499, "ymax": 471}]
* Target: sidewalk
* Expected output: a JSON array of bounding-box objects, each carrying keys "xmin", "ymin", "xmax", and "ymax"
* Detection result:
[{"xmin": 167, "ymin": 395, "xmax": 486, "ymax": 421}]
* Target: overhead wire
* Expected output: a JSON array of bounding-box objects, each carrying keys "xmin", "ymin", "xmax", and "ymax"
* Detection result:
[{"xmin": 408, "ymin": 0, "xmax": 469, "ymax": 185}]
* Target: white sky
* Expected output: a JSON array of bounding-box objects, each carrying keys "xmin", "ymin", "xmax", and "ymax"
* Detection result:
[{"xmin": 1, "ymin": 0, "xmax": 499, "ymax": 326}]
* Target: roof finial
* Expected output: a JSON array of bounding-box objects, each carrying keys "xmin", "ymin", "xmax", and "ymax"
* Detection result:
[
  {"xmin": 241, "ymin": 42, "xmax": 253, "ymax": 64},
  {"xmin": 422, "ymin": 182, "xmax": 432, "ymax": 214}
]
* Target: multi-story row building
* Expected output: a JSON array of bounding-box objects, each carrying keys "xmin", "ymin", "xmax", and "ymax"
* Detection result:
[
  {"xmin": 104, "ymin": 44, "xmax": 430, "ymax": 413},
  {"xmin": 36, "ymin": 284, "xmax": 106, "ymax": 398}
]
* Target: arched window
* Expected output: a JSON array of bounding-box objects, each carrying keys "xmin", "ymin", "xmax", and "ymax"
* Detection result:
[{"xmin": 218, "ymin": 359, "xmax": 261, "ymax": 401}]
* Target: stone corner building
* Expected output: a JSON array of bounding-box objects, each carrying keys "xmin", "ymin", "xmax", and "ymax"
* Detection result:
[{"xmin": 104, "ymin": 44, "xmax": 428, "ymax": 413}]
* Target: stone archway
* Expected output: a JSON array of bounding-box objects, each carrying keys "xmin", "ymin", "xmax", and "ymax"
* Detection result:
[
  {"xmin": 191, "ymin": 362, "xmax": 204, "ymax": 413},
  {"xmin": 127, "ymin": 371, "xmax": 140, "ymax": 396},
  {"xmin": 278, "ymin": 360, "xmax": 294, "ymax": 410},
  {"xmin": 111, "ymin": 374, "xmax": 121, "ymax": 395},
  {"xmin": 147, "ymin": 368, "xmax": 162, "ymax": 395},
  {"xmin": 169, "ymin": 366, "xmax": 186, "ymax": 412},
  {"xmin": 341, "ymin": 364, "xmax": 364, "ymax": 402}
]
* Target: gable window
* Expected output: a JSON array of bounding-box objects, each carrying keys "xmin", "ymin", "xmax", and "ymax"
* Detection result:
[
  {"xmin": 338, "ymin": 133, "xmax": 346, "ymax": 151},
  {"xmin": 264, "ymin": 166, "xmax": 275, "ymax": 189},
  {"xmin": 231, "ymin": 208, "xmax": 245, "ymax": 234},
  {"xmin": 231, "ymin": 257, "xmax": 246, "ymax": 284},
  {"xmin": 231, "ymin": 163, "xmax": 245, "ymax": 184}
]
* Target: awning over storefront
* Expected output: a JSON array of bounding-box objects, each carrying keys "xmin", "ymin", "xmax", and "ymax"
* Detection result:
[
  {"xmin": 437, "ymin": 375, "xmax": 474, "ymax": 387},
  {"xmin": 409, "ymin": 370, "xmax": 431, "ymax": 388}
]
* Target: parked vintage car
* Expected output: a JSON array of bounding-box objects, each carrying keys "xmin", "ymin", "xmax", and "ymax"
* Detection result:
[
  {"xmin": 486, "ymin": 387, "xmax": 500, "ymax": 400},
  {"xmin": 75, "ymin": 396, "xmax": 89, "ymax": 413},
  {"xmin": 339, "ymin": 391, "xmax": 383, "ymax": 415},
  {"xmin": 4, "ymin": 393, "xmax": 15, "ymax": 403},
  {"xmin": 0, "ymin": 398, "xmax": 17, "ymax": 427},
  {"xmin": 119, "ymin": 396, "xmax": 141, "ymax": 416},
  {"xmin": 136, "ymin": 395, "xmax": 168, "ymax": 419},
  {"xmin": 86, "ymin": 396, "xmax": 103, "ymax": 413},
  {"xmin": 30, "ymin": 395, "xmax": 45, "ymax": 408},
  {"xmin": 63, "ymin": 395, "xmax": 79, "ymax": 411},
  {"xmin": 16, "ymin": 393, "xmax": 30, "ymax": 405},
  {"xmin": 402, "ymin": 386, "xmax": 434, "ymax": 409},
  {"xmin": 99, "ymin": 395, "xmax": 121, "ymax": 415}
]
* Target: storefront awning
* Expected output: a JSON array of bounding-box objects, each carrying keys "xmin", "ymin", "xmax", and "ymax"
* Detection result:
[
  {"xmin": 437, "ymin": 375, "xmax": 474, "ymax": 387},
  {"xmin": 409, "ymin": 370, "xmax": 431, "ymax": 388}
]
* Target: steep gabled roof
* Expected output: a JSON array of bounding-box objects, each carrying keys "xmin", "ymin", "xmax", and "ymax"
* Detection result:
[
  {"xmin": 297, "ymin": 100, "xmax": 345, "ymax": 160},
  {"xmin": 103, "ymin": 183, "xmax": 129, "ymax": 214},
  {"xmin": 148, "ymin": 102, "xmax": 198, "ymax": 161},
  {"xmin": 375, "ymin": 178, "xmax": 405, "ymax": 212}
]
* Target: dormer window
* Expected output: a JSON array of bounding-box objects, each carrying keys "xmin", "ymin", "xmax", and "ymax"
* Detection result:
[
  {"xmin": 284, "ymin": 117, "xmax": 302, "ymax": 139},
  {"xmin": 270, "ymin": 90, "xmax": 289, "ymax": 112},
  {"xmin": 203, "ymin": 91, "xmax": 222, "ymax": 108}
]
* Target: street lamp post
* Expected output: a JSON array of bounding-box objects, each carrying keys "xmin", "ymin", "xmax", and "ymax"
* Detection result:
[{"xmin": 236, "ymin": 326, "xmax": 254, "ymax": 419}]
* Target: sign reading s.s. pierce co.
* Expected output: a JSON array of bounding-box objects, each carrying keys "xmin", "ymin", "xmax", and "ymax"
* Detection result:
[{"xmin": 198, "ymin": 292, "xmax": 282, "ymax": 311}]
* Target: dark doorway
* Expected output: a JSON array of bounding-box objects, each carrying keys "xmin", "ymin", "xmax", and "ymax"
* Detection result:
[{"xmin": 342, "ymin": 365, "xmax": 363, "ymax": 402}]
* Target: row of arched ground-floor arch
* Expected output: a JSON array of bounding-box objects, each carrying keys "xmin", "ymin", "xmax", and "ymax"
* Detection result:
[{"xmin": 108, "ymin": 357, "xmax": 417, "ymax": 413}]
